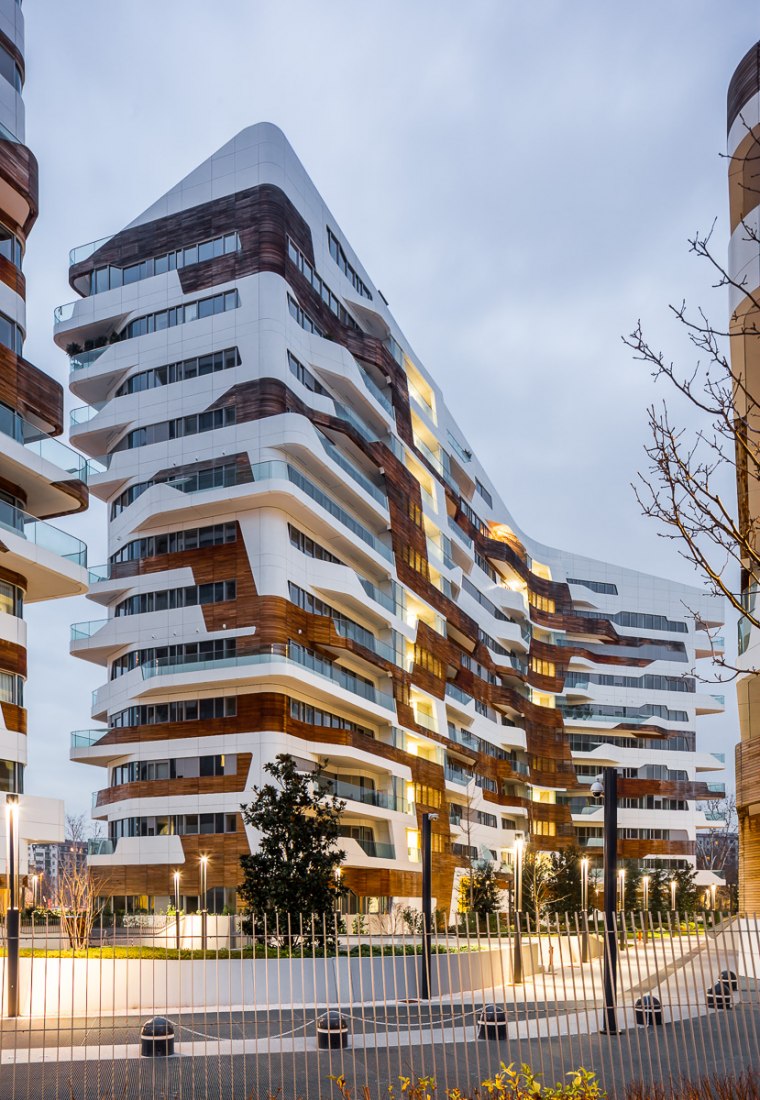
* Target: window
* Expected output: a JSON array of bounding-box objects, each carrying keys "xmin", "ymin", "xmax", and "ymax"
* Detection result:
[
  {"xmin": 287, "ymin": 294, "xmax": 325, "ymax": 337},
  {"xmin": 110, "ymin": 697, "xmax": 236, "ymax": 728},
  {"xmin": 461, "ymin": 577, "xmax": 509, "ymax": 621},
  {"xmin": 121, "ymin": 291, "xmax": 239, "ymax": 341},
  {"xmin": 0, "ymin": 760, "xmax": 22, "ymax": 793},
  {"xmin": 326, "ymin": 228, "xmax": 372, "ymax": 299},
  {"xmin": 288, "ymin": 524, "xmax": 342, "ymax": 564},
  {"xmin": 414, "ymin": 646, "xmax": 443, "ymax": 678},
  {"xmin": 288, "ymin": 350, "xmax": 328, "ymax": 395},
  {"xmin": 501, "ymin": 817, "xmax": 516, "ymax": 830},
  {"xmin": 475, "ymin": 479, "xmax": 493, "ymax": 508},
  {"xmin": 287, "ymin": 238, "xmax": 360, "ymax": 330},
  {"xmin": 288, "ymin": 583, "xmax": 377, "ymax": 651},
  {"xmin": 0, "ymin": 673, "xmax": 22, "ymax": 705},
  {"xmin": 110, "ymin": 523, "xmax": 237, "ymax": 566},
  {"xmin": 115, "ymin": 580, "xmax": 236, "ymax": 617},
  {"xmin": 0, "ymin": 225, "xmax": 22, "ymax": 269},
  {"xmin": 289, "ymin": 699, "xmax": 373, "ymax": 737},
  {"xmin": 528, "ymin": 591, "xmax": 555, "ymax": 615},
  {"xmin": 0, "ymin": 581, "xmax": 22, "ymax": 617},
  {"xmin": 566, "ymin": 577, "xmax": 618, "ymax": 596},
  {"xmin": 532, "ymin": 821, "xmax": 556, "ymax": 837},
  {"xmin": 477, "ymin": 811, "xmax": 498, "ymax": 829},
  {"xmin": 89, "ymin": 234, "xmax": 240, "ymax": 294},
  {"xmin": 413, "ymin": 783, "xmax": 442, "ymax": 808},
  {"xmin": 111, "ymin": 459, "xmax": 248, "ymax": 518},
  {"xmin": 0, "ymin": 312, "xmax": 22, "ymax": 356},
  {"xmin": 531, "ymin": 658, "xmax": 556, "ymax": 678},
  {"xmin": 110, "ymin": 639, "xmax": 237, "ymax": 680},
  {"xmin": 114, "ymin": 405, "xmax": 236, "ymax": 452},
  {"xmin": 116, "ymin": 348, "xmax": 239, "ymax": 396},
  {"xmin": 402, "ymin": 546, "xmax": 428, "ymax": 575},
  {"xmin": 0, "ymin": 44, "xmax": 22, "ymax": 92}
]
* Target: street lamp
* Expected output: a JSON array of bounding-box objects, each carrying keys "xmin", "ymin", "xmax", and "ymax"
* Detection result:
[
  {"xmin": 710, "ymin": 883, "xmax": 717, "ymax": 912},
  {"xmin": 30, "ymin": 874, "xmax": 38, "ymax": 909},
  {"xmin": 5, "ymin": 794, "xmax": 19, "ymax": 1017},
  {"xmin": 420, "ymin": 811, "xmax": 438, "ymax": 1000},
  {"xmin": 590, "ymin": 769, "xmax": 619, "ymax": 1035},
  {"xmin": 580, "ymin": 856, "xmax": 590, "ymax": 963},
  {"xmin": 617, "ymin": 869, "xmax": 626, "ymax": 914},
  {"xmin": 513, "ymin": 836, "xmax": 524, "ymax": 985},
  {"xmin": 670, "ymin": 879, "xmax": 677, "ymax": 913},
  {"xmin": 642, "ymin": 875, "xmax": 650, "ymax": 911},
  {"xmin": 199, "ymin": 855, "xmax": 209, "ymax": 952},
  {"xmin": 173, "ymin": 870, "xmax": 181, "ymax": 951}
]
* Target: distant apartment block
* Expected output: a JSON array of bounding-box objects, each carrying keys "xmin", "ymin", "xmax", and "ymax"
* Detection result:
[{"xmin": 57, "ymin": 124, "xmax": 724, "ymax": 914}]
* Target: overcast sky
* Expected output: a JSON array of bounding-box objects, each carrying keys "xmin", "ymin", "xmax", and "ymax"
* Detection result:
[{"xmin": 18, "ymin": 1, "xmax": 758, "ymax": 816}]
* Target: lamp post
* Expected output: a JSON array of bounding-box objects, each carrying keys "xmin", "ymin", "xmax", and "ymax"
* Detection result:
[
  {"xmin": 617, "ymin": 869, "xmax": 626, "ymax": 914},
  {"xmin": 6, "ymin": 794, "xmax": 19, "ymax": 1018},
  {"xmin": 596, "ymin": 768, "xmax": 619, "ymax": 1035},
  {"xmin": 670, "ymin": 879, "xmax": 677, "ymax": 914},
  {"xmin": 173, "ymin": 870, "xmax": 181, "ymax": 952},
  {"xmin": 199, "ymin": 856, "xmax": 209, "ymax": 952},
  {"xmin": 513, "ymin": 836, "xmax": 524, "ymax": 985},
  {"xmin": 710, "ymin": 883, "xmax": 717, "ymax": 912},
  {"xmin": 419, "ymin": 811, "xmax": 438, "ymax": 1000},
  {"xmin": 30, "ymin": 874, "xmax": 38, "ymax": 909},
  {"xmin": 642, "ymin": 875, "xmax": 650, "ymax": 912},
  {"xmin": 580, "ymin": 856, "xmax": 590, "ymax": 963}
]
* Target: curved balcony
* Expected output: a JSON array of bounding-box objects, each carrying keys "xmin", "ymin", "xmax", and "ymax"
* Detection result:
[{"xmin": 0, "ymin": 500, "xmax": 87, "ymax": 599}]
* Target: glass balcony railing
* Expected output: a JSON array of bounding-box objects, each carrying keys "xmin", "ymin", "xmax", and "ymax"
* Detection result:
[
  {"xmin": 332, "ymin": 619, "xmax": 397, "ymax": 664},
  {"xmin": 0, "ymin": 404, "xmax": 101, "ymax": 481},
  {"xmin": 445, "ymin": 764, "xmax": 473, "ymax": 786},
  {"xmin": 346, "ymin": 837, "xmax": 396, "ymax": 859},
  {"xmin": 70, "ymin": 729, "xmax": 109, "ymax": 749},
  {"xmin": 54, "ymin": 301, "xmax": 77, "ymax": 324},
  {"xmin": 87, "ymin": 838, "xmax": 115, "ymax": 856},
  {"xmin": 70, "ymin": 619, "xmax": 108, "ymax": 641},
  {"xmin": 69, "ymin": 235, "xmax": 114, "ymax": 267},
  {"xmin": 358, "ymin": 365, "xmax": 393, "ymax": 414},
  {"xmin": 253, "ymin": 461, "xmax": 393, "ymax": 562},
  {"xmin": 0, "ymin": 501, "xmax": 87, "ymax": 566},
  {"xmin": 87, "ymin": 563, "xmax": 111, "ymax": 584},
  {"xmin": 407, "ymin": 378, "xmax": 433, "ymax": 415},
  {"xmin": 69, "ymin": 346, "xmax": 109, "ymax": 372},
  {"xmin": 445, "ymin": 682, "xmax": 473, "ymax": 706},
  {"xmin": 329, "ymin": 780, "xmax": 408, "ymax": 814},
  {"xmin": 317, "ymin": 432, "xmax": 388, "ymax": 506},
  {"xmin": 448, "ymin": 516, "xmax": 472, "ymax": 549},
  {"xmin": 70, "ymin": 404, "xmax": 103, "ymax": 427},
  {"xmin": 141, "ymin": 643, "xmax": 396, "ymax": 710}
]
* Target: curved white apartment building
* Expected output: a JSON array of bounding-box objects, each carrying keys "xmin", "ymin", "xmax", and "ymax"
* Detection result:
[
  {"xmin": 56, "ymin": 124, "xmax": 723, "ymax": 913},
  {"xmin": 0, "ymin": 0, "xmax": 89, "ymax": 903}
]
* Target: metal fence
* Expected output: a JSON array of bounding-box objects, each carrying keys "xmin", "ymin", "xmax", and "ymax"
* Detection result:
[{"xmin": 0, "ymin": 909, "xmax": 757, "ymax": 1099}]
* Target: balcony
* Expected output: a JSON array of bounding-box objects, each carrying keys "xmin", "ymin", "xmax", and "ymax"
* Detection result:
[
  {"xmin": 350, "ymin": 838, "xmax": 396, "ymax": 859},
  {"xmin": 0, "ymin": 501, "xmax": 87, "ymax": 598},
  {"xmin": 445, "ymin": 683, "xmax": 473, "ymax": 707},
  {"xmin": 87, "ymin": 838, "xmax": 114, "ymax": 856},
  {"xmin": 70, "ymin": 729, "xmax": 109, "ymax": 750},
  {"xmin": 358, "ymin": 365, "xmax": 393, "ymax": 415},
  {"xmin": 329, "ymin": 780, "xmax": 410, "ymax": 814},
  {"xmin": 445, "ymin": 764, "xmax": 473, "ymax": 787},
  {"xmin": 70, "ymin": 619, "xmax": 108, "ymax": 641},
  {"xmin": 69, "ymin": 234, "xmax": 114, "ymax": 267},
  {"xmin": 69, "ymin": 346, "xmax": 110, "ymax": 372},
  {"xmin": 140, "ymin": 643, "xmax": 396, "ymax": 711}
]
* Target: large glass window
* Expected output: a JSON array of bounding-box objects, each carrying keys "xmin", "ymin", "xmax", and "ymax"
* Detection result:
[
  {"xmin": 0, "ymin": 760, "xmax": 22, "ymax": 793},
  {"xmin": 0, "ymin": 673, "xmax": 22, "ymax": 705},
  {"xmin": 0, "ymin": 313, "xmax": 23, "ymax": 356},
  {"xmin": 0, "ymin": 45, "xmax": 22, "ymax": 92},
  {"xmin": 0, "ymin": 225, "xmax": 22, "ymax": 269},
  {"xmin": 121, "ymin": 291, "xmax": 238, "ymax": 341},
  {"xmin": 89, "ymin": 233, "xmax": 240, "ymax": 294},
  {"xmin": 0, "ymin": 580, "xmax": 22, "ymax": 617}
]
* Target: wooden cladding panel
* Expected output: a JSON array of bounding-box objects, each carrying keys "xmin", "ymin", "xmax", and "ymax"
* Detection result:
[
  {"xmin": 91, "ymin": 831, "xmax": 251, "ymax": 899},
  {"xmin": 0, "ymin": 639, "xmax": 25, "ymax": 678},
  {"xmin": 1, "ymin": 703, "xmax": 24, "ymax": 735},
  {"xmin": 0, "ymin": 140, "xmax": 38, "ymax": 236},
  {"xmin": 0, "ymin": 255, "xmax": 23, "ymax": 298},
  {"xmin": 0, "ymin": 346, "xmax": 63, "ymax": 435},
  {"xmin": 94, "ymin": 754, "xmax": 253, "ymax": 809}
]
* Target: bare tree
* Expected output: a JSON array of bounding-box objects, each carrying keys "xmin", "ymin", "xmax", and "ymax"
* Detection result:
[
  {"xmin": 623, "ymin": 126, "xmax": 760, "ymax": 676},
  {"xmin": 697, "ymin": 794, "xmax": 739, "ymax": 873},
  {"xmin": 55, "ymin": 813, "xmax": 106, "ymax": 950}
]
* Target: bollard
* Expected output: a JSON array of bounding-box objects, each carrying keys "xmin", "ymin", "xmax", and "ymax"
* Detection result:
[
  {"xmin": 706, "ymin": 980, "xmax": 732, "ymax": 1011},
  {"xmin": 140, "ymin": 1016, "xmax": 175, "ymax": 1057},
  {"xmin": 634, "ymin": 995, "xmax": 663, "ymax": 1027},
  {"xmin": 720, "ymin": 969, "xmax": 738, "ymax": 992},
  {"xmin": 317, "ymin": 1011, "xmax": 349, "ymax": 1050},
  {"xmin": 478, "ymin": 1003, "xmax": 508, "ymax": 1040}
]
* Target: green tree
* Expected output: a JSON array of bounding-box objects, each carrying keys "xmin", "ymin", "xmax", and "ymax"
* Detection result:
[
  {"xmin": 620, "ymin": 859, "xmax": 642, "ymax": 913},
  {"xmin": 238, "ymin": 754, "xmax": 345, "ymax": 938},
  {"xmin": 458, "ymin": 862, "xmax": 501, "ymax": 918},
  {"xmin": 673, "ymin": 865, "xmax": 700, "ymax": 914},
  {"xmin": 545, "ymin": 846, "xmax": 582, "ymax": 916}
]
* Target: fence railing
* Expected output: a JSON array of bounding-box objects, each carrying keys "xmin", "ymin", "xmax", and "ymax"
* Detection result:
[{"xmin": 0, "ymin": 909, "xmax": 757, "ymax": 1098}]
